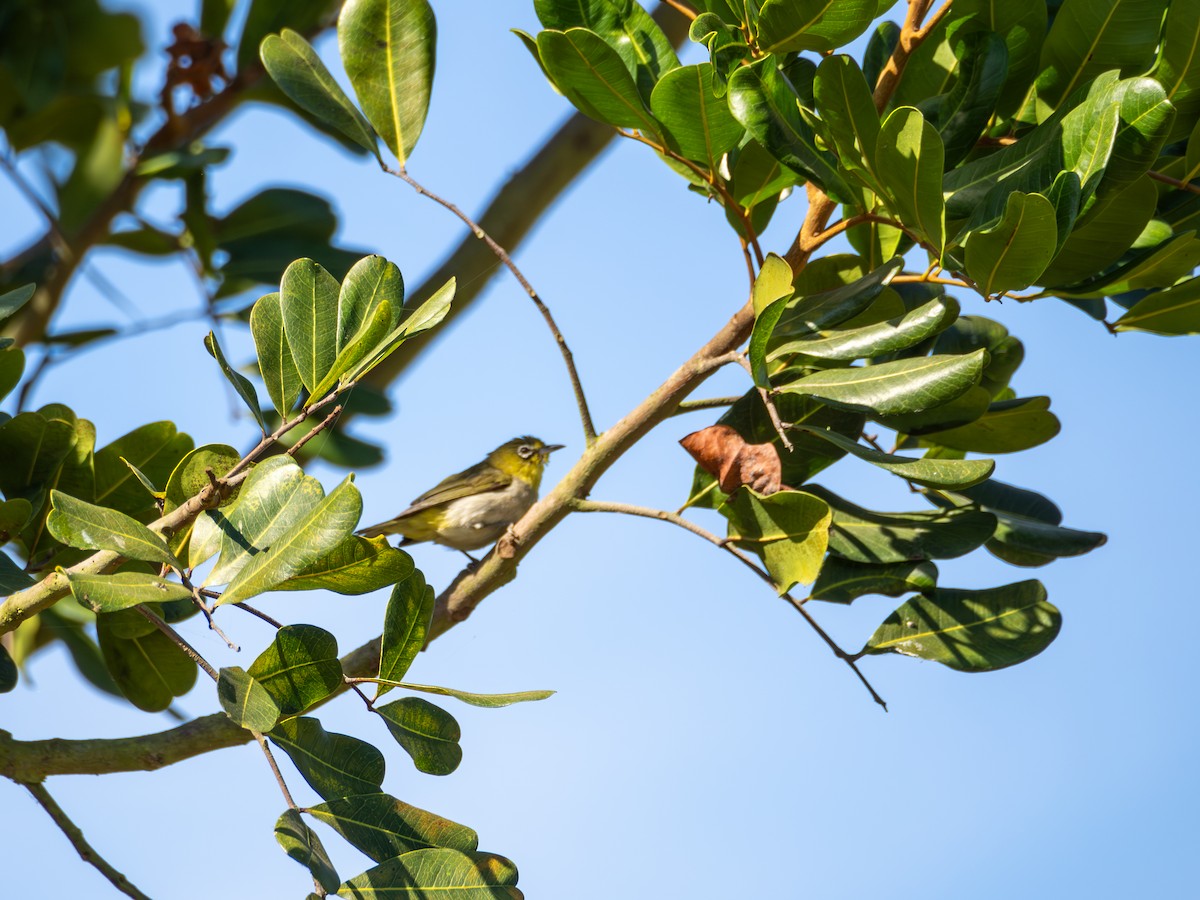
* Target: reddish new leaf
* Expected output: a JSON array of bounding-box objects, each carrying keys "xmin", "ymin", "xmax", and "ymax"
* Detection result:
[{"xmin": 680, "ymin": 424, "xmax": 782, "ymax": 495}]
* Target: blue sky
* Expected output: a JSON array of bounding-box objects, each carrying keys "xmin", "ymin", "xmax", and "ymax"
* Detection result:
[{"xmin": 2, "ymin": 2, "xmax": 1197, "ymax": 897}]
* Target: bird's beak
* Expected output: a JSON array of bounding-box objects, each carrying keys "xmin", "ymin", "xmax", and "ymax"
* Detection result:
[{"xmin": 541, "ymin": 444, "xmax": 565, "ymax": 457}]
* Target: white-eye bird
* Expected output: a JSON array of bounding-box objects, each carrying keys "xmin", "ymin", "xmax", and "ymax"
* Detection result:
[{"xmin": 357, "ymin": 436, "xmax": 563, "ymax": 553}]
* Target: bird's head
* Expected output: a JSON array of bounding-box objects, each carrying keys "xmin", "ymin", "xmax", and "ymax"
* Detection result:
[{"xmin": 488, "ymin": 436, "xmax": 564, "ymax": 487}]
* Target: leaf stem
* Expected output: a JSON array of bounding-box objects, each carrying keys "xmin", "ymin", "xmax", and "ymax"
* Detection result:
[
  {"xmin": 567, "ymin": 498, "xmax": 888, "ymax": 710},
  {"xmin": 383, "ymin": 165, "xmax": 598, "ymax": 446},
  {"xmin": 670, "ymin": 396, "xmax": 743, "ymax": 415},
  {"xmin": 21, "ymin": 780, "xmax": 153, "ymax": 900}
]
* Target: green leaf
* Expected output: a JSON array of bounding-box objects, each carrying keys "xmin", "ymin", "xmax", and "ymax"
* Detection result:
[
  {"xmin": 280, "ymin": 257, "xmax": 341, "ymax": 397},
  {"xmin": 649, "ymin": 63, "xmax": 743, "ymax": 170},
  {"xmin": 0, "ymin": 644, "xmax": 16, "ymax": 693},
  {"xmin": 863, "ymin": 580, "xmax": 1060, "ymax": 671},
  {"xmin": 921, "ymin": 396, "xmax": 1060, "ymax": 453},
  {"xmin": 250, "ymin": 291, "xmax": 304, "ymax": 417},
  {"xmin": 1114, "ymin": 276, "xmax": 1200, "ymax": 334},
  {"xmin": 964, "ymin": 192, "xmax": 1058, "ymax": 294},
  {"xmin": 0, "ymin": 552, "xmax": 35, "ymax": 596},
  {"xmin": 1039, "ymin": 175, "xmax": 1157, "ymax": 286},
  {"xmin": 1060, "ymin": 233, "xmax": 1200, "ymax": 297},
  {"xmin": 533, "ymin": 0, "xmax": 680, "ymax": 100},
  {"xmin": 769, "ymin": 294, "xmax": 960, "ymax": 362},
  {"xmin": 275, "ymin": 809, "xmax": 340, "ymax": 895},
  {"xmin": 218, "ymin": 666, "xmax": 281, "ymax": 732},
  {"xmin": 756, "ymin": 0, "xmax": 877, "ymax": 54},
  {"xmin": 954, "ymin": 0, "xmax": 1046, "ymax": 118},
  {"xmin": 261, "ymin": 29, "xmax": 380, "ymax": 158},
  {"xmin": 313, "ymin": 295, "xmax": 393, "ymax": 398},
  {"xmin": 814, "ymin": 55, "xmax": 881, "ymax": 191},
  {"xmin": 0, "ymin": 283, "xmax": 36, "ymax": 319},
  {"xmin": 342, "ymin": 277, "xmax": 455, "ymax": 384},
  {"xmin": 93, "ymin": 422, "xmax": 194, "ymax": 519},
  {"xmin": 791, "ymin": 425, "xmax": 993, "ymax": 489},
  {"xmin": 1152, "ymin": 0, "xmax": 1200, "ymax": 143},
  {"xmin": 338, "ymin": 255, "xmax": 404, "ymax": 347},
  {"xmin": 1034, "ymin": 0, "xmax": 1168, "ymax": 116},
  {"xmin": 247, "ymin": 624, "xmax": 344, "ymax": 716},
  {"xmin": 308, "ymin": 793, "xmax": 478, "ymax": 863},
  {"xmin": 204, "ymin": 331, "xmax": 266, "ymax": 433},
  {"xmin": 339, "ymin": 0, "xmax": 436, "ymax": 165},
  {"xmin": 536, "ymin": 28, "xmax": 660, "ymax": 133},
  {"xmin": 338, "ymin": 849, "xmax": 520, "ymax": 899},
  {"xmin": 377, "ymin": 697, "xmax": 462, "ymax": 776},
  {"xmin": 0, "ymin": 498, "xmax": 33, "ymax": 542},
  {"xmin": 987, "ymin": 513, "xmax": 1107, "ymax": 567},
  {"xmin": 0, "ymin": 346, "xmax": 23, "ymax": 403},
  {"xmin": 807, "ymin": 484, "xmax": 997, "ymax": 563},
  {"xmin": 376, "ymin": 682, "xmax": 555, "ymax": 708},
  {"xmin": 378, "ymin": 571, "xmax": 435, "ymax": 696},
  {"xmin": 770, "ymin": 257, "xmax": 905, "ymax": 341},
  {"xmin": 97, "ymin": 615, "xmax": 197, "ymax": 712},
  {"xmin": 67, "ymin": 572, "xmax": 193, "ymax": 613},
  {"xmin": 218, "ymin": 474, "xmax": 362, "ymax": 606},
  {"xmin": 875, "ymin": 106, "xmax": 945, "ymax": 252},
  {"xmin": 729, "ymin": 57, "xmax": 856, "ymax": 206},
  {"xmin": 0, "ymin": 411, "xmax": 78, "ymax": 502},
  {"xmin": 811, "ymin": 558, "xmax": 938, "ymax": 605},
  {"xmin": 162, "ymin": 443, "xmax": 241, "ymax": 523},
  {"xmin": 777, "ymin": 350, "xmax": 986, "ymax": 417},
  {"xmin": 752, "ymin": 253, "xmax": 795, "ymax": 315},
  {"xmin": 275, "ymin": 534, "xmax": 414, "ymax": 594},
  {"xmin": 270, "ymin": 716, "xmax": 386, "ymax": 801},
  {"xmin": 46, "ymin": 490, "xmax": 180, "ymax": 568},
  {"xmin": 722, "ymin": 489, "xmax": 832, "ymax": 593},
  {"xmin": 928, "ymin": 31, "xmax": 1009, "ymax": 169},
  {"xmin": 119, "ymin": 458, "xmax": 161, "ymax": 498},
  {"xmin": 724, "ymin": 56, "xmax": 859, "ymax": 204},
  {"xmin": 206, "ymin": 456, "xmax": 324, "ymax": 586}
]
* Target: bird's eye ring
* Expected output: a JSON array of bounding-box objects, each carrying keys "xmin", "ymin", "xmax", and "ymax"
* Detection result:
[{"xmin": 518, "ymin": 444, "xmax": 533, "ymax": 459}]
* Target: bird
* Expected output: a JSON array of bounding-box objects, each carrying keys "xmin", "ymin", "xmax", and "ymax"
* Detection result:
[{"xmin": 357, "ymin": 436, "xmax": 564, "ymax": 555}]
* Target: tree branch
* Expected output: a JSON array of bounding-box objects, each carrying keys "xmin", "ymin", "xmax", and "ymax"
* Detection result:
[{"xmin": 20, "ymin": 781, "xmax": 153, "ymax": 900}]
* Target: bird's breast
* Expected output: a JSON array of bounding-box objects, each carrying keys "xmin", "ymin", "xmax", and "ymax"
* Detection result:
[{"xmin": 435, "ymin": 478, "xmax": 538, "ymax": 550}]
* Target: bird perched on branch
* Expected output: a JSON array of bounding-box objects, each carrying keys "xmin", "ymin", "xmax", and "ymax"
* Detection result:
[{"xmin": 357, "ymin": 436, "xmax": 563, "ymax": 555}]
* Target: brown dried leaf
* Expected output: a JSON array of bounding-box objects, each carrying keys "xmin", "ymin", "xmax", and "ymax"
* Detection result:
[{"xmin": 680, "ymin": 424, "xmax": 782, "ymax": 495}]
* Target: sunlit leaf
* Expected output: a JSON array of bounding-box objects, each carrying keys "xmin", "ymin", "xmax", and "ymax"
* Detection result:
[
  {"xmin": 377, "ymin": 697, "xmax": 462, "ymax": 775},
  {"xmin": 270, "ymin": 716, "xmax": 386, "ymax": 801},
  {"xmin": 46, "ymin": 490, "xmax": 180, "ymax": 568},
  {"xmin": 247, "ymin": 624, "xmax": 344, "ymax": 716},
  {"xmin": 67, "ymin": 571, "xmax": 193, "ymax": 613},
  {"xmin": 338, "ymin": 849, "xmax": 520, "ymax": 899},
  {"xmin": 810, "ymin": 557, "xmax": 938, "ymax": 605},
  {"xmin": 308, "ymin": 793, "xmax": 478, "ymax": 862},
  {"xmin": 218, "ymin": 665, "xmax": 281, "ymax": 732}
]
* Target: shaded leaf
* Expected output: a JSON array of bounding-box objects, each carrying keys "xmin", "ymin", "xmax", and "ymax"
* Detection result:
[
  {"xmin": 97, "ymin": 615, "xmax": 197, "ymax": 712},
  {"xmin": 0, "ymin": 644, "xmax": 16, "ymax": 693},
  {"xmin": 275, "ymin": 809, "xmax": 340, "ymax": 895},
  {"xmin": 807, "ymin": 484, "xmax": 996, "ymax": 563},
  {"xmin": 377, "ymin": 571, "xmax": 434, "ymax": 696},
  {"xmin": 964, "ymin": 192, "xmax": 1058, "ymax": 294},
  {"xmin": 247, "ymin": 624, "xmax": 343, "ymax": 717},
  {"xmin": 921, "ymin": 396, "xmax": 1060, "ymax": 453},
  {"xmin": 218, "ymin": 665, "xmax": 281, "ymax": 732},
  {"xmin": 377, "ymin": 697, "xmax": 462, "ymax": 776},
  {"xmin": 769, "ymin": 294, "xmax": 960, "ymax": 362},
  {"xmin": 1114, "ymin": 276, "xmax": 1200, "ymax": 334},
  {"xmin": 377, "ymin": 683, "xmax": 555, "ymax": 709},
  {"xmin": 270, "ymin": 716, "xmax": 385, "ymax": 801},
  {"xmin": 0, "ymin": 283, "xmax": 36, "ymax": 319},
  {"xmin": 810, "ymin": 557, "xmax": 938, "ymax": 605},
  {"xmin": 863, "ymin": 580, "xmax": 1060, "ymax": 671},
  {"xmin": 338, "ymin": 849, "xmax": 521, "ymax": 899},
  {"xmin": 0, "ymin": 552, "xmax": 35, "ymax": 596},
  {"xmin": 308, "ymin": 793, "xmax": 478, "ymax": 863},
  {"xmin": 722, "ymin": 489, "xmax": 832, "ymax": 592}
]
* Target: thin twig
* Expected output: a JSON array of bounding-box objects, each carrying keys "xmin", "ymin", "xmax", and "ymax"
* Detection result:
[
  {"xmin": 384, "ymin": 165, "xmax": 598, "ymax": 445},
  {"xmin": 233, "ymin": 602, "xmax": 284, "ymax": 629},
  {"xmin": 732, "ymin": 354, "xmax": 794, "ymax": 451},
  {"xmin": 21, "ymin": 781, "xmax": 153, "ymax": 900},
  {"xmin": 137, "ymin": 606, "xmax": 218, "ymax": 681},
  {"xmin": 670, "ymin": 396, "xmax": 742, "ymax": 415},
  {"xmin": 660, "ymin": 0, "xmax": 698, "ymax": 20},
  {"xmin": 1148, "ymin": 168, "xmax": 1200, "ymax": 196},
  {"xmin": 568, "ymin": 498, "xmax": 888, "ymax": 710},
  {"xmin": 346, "ymin": 679, "xmax": 376, "ymax": 711},
  {"xmin": 254, "ymin": 732, "xmax": 297, "ymax": 809},
  {"xmin": 287, "ymin": 404, "xmax": 342, "ymax": 457}
]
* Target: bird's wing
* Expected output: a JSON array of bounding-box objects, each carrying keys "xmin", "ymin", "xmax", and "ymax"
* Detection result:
[{"xmin": 399, "ymin": 460, "xmax": 513, "ymax": 516}]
